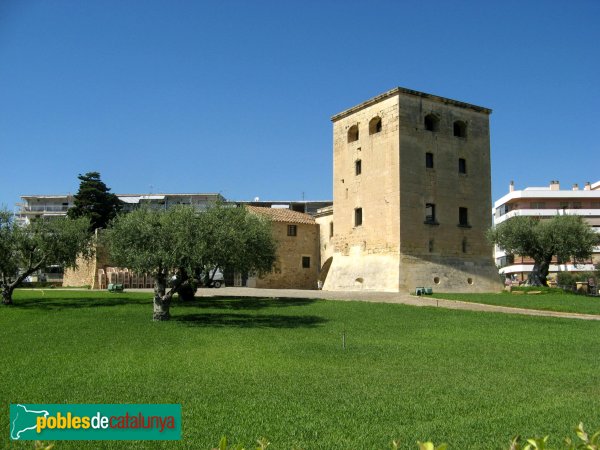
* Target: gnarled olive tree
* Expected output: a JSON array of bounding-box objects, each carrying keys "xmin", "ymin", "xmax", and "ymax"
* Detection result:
[
  {"xmin": 0, "ymin": 210, "xmax": 91, "ymax": 305},
  {"xmin": 488, "ymin": 214, "xmax": 598, "ymax": 286}
]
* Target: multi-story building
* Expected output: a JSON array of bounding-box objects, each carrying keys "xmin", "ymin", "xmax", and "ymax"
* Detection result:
[
  {"xmin": 16, "ymin": 193, "xmax": 224, "ymax": 225},
  {"xmin": 321, "ymin": 87, "xmax": 500, "ymax": 292},
  {"xmin": 493, "ymin": 180, "xmax": 600, "ymax": 281}
]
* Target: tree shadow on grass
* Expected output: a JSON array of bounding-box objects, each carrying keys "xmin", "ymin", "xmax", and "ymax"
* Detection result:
[
  {"xmin": 11, "ymin": 296, "xmax": 151, "ymax": 310},
  {"xmin": 176, "ymin": 296, "xmax": 318, "ymax": 310},
  {"xmin": 174, "ymin": 312, "xmax": 328, "ymax": 328}
]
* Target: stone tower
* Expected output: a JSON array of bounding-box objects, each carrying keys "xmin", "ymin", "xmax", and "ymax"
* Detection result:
[{"xmin": 323, "ymin": 87, "xmax": 501, "ymax": 292}]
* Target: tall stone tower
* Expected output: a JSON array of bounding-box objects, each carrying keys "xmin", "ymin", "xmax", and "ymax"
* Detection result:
[{"xmin": 323, "ymin": 87, "xmax": 500, "ymax": 292}]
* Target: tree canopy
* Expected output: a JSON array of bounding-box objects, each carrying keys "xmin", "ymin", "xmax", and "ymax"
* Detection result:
[
  {"xmin": 67, "ymin": 172, "xmax": 122, "ymax": 231},
  {"xmin": 0, "ymin": 210, "xmax": 92, "ymax": 304},
  {"xmin": 104, "ymin": 204, "xmax": 276, "ymax": 321},
  {"xmin": 488, "ymin": 215, "xmax": 599, "ymax": 286},
  {"xmin": 197, "ymin": 203, "xmax": 277, "ymax": 284}
]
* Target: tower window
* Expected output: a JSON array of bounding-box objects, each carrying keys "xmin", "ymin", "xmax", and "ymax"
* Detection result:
[
  {"xmin": 459, "ymin": 207, "xmax": 469, "ymax": 227},
  {"xmin": 302, "ymin": 256, "xmax": 311, "ymax": 269},
  {"xmin": 425, "ymin": 203, "xmax": 436, "ymax": 224},
  {"xmin": 426, "ymin": 152, "xmax": 434, "ymax": 169},
  {"xmin": 348, "ymin": 125, "xmax": 359, "ymax": 143},
  {"xmin": 429, "ymin": 239, "xmax": 434, "ymax": 252},
  {"xmin": 355, "ymin": 159, "xmax": 362, "ymax": 175},
  {"xmin": 424, "ymin": 114, "xmax": 440, "ymax": 132},
  {"xmin": 454, "ymin": 121, "xmax": 467, "ymax": 138},
  {"xmin": 369, "ymin": 116, "xmax": 382, "ymax": 134},
  {"xmin": 329, "ymin": 221, "xmax": 333, "ymax": 238},
  {"xmin": 459, "ymin": 158, "xmax": 467, "ymax": 174},
  {"xmin": 354, "ymin": 208, "xmax": 363, "ymax": 227},
  {"xmin": 462, "ymin": 238, "xmax": 468, "ymax": 253}
]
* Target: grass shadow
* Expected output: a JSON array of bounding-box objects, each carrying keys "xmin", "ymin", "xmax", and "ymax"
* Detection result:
[
  {"xmin": 11, "ymin": 296, "xmax": 150, "ymax": 310},
  {"xmin": 176, "ymin": 296, "xmax": 318, "ymax": 310},
  {"xmin": 174, "ymin": 312, "xmax": 328, "ymax": 328}
]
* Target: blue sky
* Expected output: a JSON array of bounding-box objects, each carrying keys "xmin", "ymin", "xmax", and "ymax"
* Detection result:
[{"xmin": 1, "ymin": 0, "xmax": 598, "ymax": 210}]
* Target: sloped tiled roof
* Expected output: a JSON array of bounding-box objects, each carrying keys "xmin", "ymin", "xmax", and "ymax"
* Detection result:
[{"xmin": 246, "ymin": 206, "xmax": 316, "ymax": 225}]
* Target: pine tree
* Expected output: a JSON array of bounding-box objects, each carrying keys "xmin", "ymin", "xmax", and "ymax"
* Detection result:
[{"xmin": 67, "ymin": 172, "xmax": 122, "ymax": 231}]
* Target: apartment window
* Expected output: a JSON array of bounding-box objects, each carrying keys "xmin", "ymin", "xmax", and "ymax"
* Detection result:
[
  {"xmin": 458, "ymin": 158, "xmax": 467, "ymax": 174},
  {"xmin": 453, "ymin": 121, "xmax": 467, "ymax": 138},
  {"xmin": 302, "ymin": 256, "xmax": 311, "ymax": 269},
  {"xmin": 329, "ymin": 221, "xmax": 334, "ymax": 238},
  {"xmin": 287, "ymin": 224, "xmax": 297, "ymax": 236},
  {"xmin": 572, "ymin": 202, "xmax": 582, "ymax": 209},
  {"xmin": 459, "ymin": 207, "xmax": 469, "ymax": 227},
  {"xmin": 425, "ymin": 203, "xmax": 436, "ymax": 224},
  {"xmin": 560, "ymin": 202, "xmax": 569, "ymax": 209},
  {"xmin": 426, "ymin": 152, "xmax": 434, "ymax": 169},
  {"xmin": 348, "ymin": 125, "xmax": 359, "ymax": 143},
  {"xmin": 369, "ymin": 116, "xmax": 382, "ymax": 134},
  {"xmin": 354, "ymin": 208, "xmax": 363, "ymax": 227},
  {"xmin": 592, "ymin": 202, "xmax": 600, "ymax": 209},
  {"xmin": 424, "ymin": 114, "xmax": 439, "ymax": 132},
  {"xmin": 530, "ymin": 202, "xmax": 546, "ymax": 209},
  {"xmin": 355, "ymin": 159, "xmax": 362, "ymax": 175}
]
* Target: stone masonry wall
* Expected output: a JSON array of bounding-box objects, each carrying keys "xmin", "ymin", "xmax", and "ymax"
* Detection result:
[{"xmin": 252, "ymin": 222, "xmax": 320, "ymax": 290}]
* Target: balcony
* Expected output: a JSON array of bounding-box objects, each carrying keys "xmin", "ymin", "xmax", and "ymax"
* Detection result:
[
  {"xmin": 499, "ymin": 263, "xmax": 597, "ymax": 275},
  {"xmin": 494, "ymin": 208, "xmax": 600, "ymax": 225},
  {"xmin": 20, "ymin": 205, "xmax": 70, "ymax": 213}
]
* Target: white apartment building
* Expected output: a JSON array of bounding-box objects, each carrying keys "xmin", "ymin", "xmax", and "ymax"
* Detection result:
[
  {"xmin": 493, "ymin": 180, "xmax": 600, "ymax": 281},
  {"xmin": 16, "ymin": 193, "xmax": 224, "ymax": 225}
]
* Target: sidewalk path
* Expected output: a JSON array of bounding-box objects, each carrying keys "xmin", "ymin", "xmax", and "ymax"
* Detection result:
[{"xmin": 129, "ymin": 287, "xmax": 600, "ymax": 321}]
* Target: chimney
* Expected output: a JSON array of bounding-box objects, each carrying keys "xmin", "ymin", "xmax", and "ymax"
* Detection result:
[
  {"xmin": 584, "ymin": 182, "xmax": 591, "ymax": 191},
  {"xmin": 550, "ymin": 180, "xmax": 560, "ymax": 191},
  {"xmin": 509, "ymin": 180, "xmax": 515, "ymax": 192}
]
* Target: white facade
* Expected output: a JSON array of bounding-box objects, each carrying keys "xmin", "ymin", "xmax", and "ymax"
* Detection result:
[
  {"xmin": 16, "ymin": 193, "xmax": 224, "ymax": 225},
  {"xmin": 493, "ymin": 180, "xmax": 600, "ymax": 279}
]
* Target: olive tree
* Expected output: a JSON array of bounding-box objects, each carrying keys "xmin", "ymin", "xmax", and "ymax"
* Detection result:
[
  {"xmin": 104, "ymin": 204, "xmax": 277, "ymax": 321},
  {"xmin": 0, "ymin": 210, "xmax": 91, "ymax": 305},
  {"xmin": 104, "ymin": 206, "xmax": 202, "ymax": 321},
  {"xmin": 488, "ymin": 214, "xmax": 598, "ymax": 286},
  {"xmin": 196, "ymin": 203, "xmax": 277, "ymax": 286}
]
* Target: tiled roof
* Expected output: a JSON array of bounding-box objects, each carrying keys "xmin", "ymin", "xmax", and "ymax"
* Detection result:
[{"xmin": 246, "ymin": 206, "xmax": 316, "ymax": 225}]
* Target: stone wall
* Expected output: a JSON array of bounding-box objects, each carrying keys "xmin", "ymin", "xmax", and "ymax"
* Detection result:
[
  {"xmin": 324, "ymin": 93, "xmax": 401, "ymax": 291},
  {"xmin": 62, "ymin": 255, "xmax": 96, "ymax": 288},
  {"xmin": 324, "ymin": 88, "xmax": 502, "ymax": 293},
  {"xmin": 397, "ymin": 92, "xmax": 501, "ymax": 292},
  {"xmin": 250, "ymin": 222, "xmax": 320, "ymax": 290},
  {"xmin": 62, "ymin": 244, "xmax": 110, "ymax": 289}
]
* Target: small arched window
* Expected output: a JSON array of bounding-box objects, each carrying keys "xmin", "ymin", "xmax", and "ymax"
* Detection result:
[
  {"xmin": 369, "ymin": 117, "xmax": 382, "ymax": 135},
  {"xmin": 424, "ymin": 114, "xmax": 440, "ymax": 132},
  {"xmin": 454, "ymin": 120, "xmax": 467, "ymax": 138},
  {"xmin": 347, "ymin": 125, "xmax": 359, "ymax": 143}
]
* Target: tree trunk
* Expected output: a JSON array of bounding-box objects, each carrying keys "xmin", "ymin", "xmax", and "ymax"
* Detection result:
[
  {"xmin": 153, "ymin": 270, "xmax": 171, "ymax": 321},
  {"xmin": 1, "ymin": 284, "xmax": 14, "ymax": 305},
  {"xmin": 528, "ymin": 259, "xmax": 551, "ymax": 286},
  {"xmin": 175, "ymin": 268, "xmax": 196, "ymax": 301},
  {"xmin": 1, "ymin": 263, "xmax": 43, "ymax": 306}
]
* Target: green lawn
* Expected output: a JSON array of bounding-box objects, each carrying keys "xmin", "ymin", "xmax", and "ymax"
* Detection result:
[
  {"xmin": 1, "ymin": 290, "xmax": 599, "ymax": 450},
  {"xmin": 431, "ymin": 290, "xmax": 600, "ymax": 315}
]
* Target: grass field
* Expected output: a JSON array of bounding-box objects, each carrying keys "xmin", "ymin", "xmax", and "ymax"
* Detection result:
[
  {"xmin": 432, "ymin": 289, "xmax": 600, "ymax": 315},
  {"xmin": 1, "ymin": 290, "xmax": 599, "ymax": 449}
]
